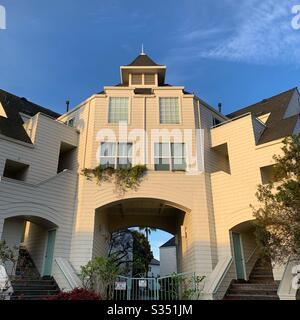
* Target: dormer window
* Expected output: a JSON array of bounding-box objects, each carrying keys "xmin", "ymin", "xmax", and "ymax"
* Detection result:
[
  {"xmin": 144, "ymin": 74, "xmax": 156, "ymax": 85},
  {"xmin": 131, "ymin": 74, "xmax": 143, "ymax": 85},
  {"xmin": 130, "ymin": 73, "xmax": 157, "ymax": 87}
]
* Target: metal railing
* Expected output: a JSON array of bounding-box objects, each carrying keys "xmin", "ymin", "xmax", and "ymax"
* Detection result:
[{"xmin": 111, "ymin": 272, "xmax": 203, "ymax": 301}]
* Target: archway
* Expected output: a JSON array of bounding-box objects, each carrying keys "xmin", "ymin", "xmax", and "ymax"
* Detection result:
[
  {"xmin": 92, "ymin": 198, "xmax": 187, "ymax": 275},
  {"xmin": 1, "ymin": 215, "xmax": 58, "ymax": 277},
  {"xmin": 230, "ymin": 220, "xmax": 257, "ymax": 281}
]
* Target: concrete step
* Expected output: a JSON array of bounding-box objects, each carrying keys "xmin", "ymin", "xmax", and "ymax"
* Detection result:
[
  {"xmin": 11, "ymin": 280, "xmax": 56, "ymax": 286},
  {"xmin": 13, "ymin": 285, "xmax": 58, "ymax": 291},
  {"xmin": 13, "ymin": 289, "xmax": 59, "ymax": 296},
  {"xmin": 11, "ymin": 295, "xmax": 49, "ymax": 301},
  {"xmin": 230, "ymin": 283, "xmax": 278, "ymax": 290},
  {"xmin": 229, "ymin": 288, "xmax": 278, "ymax": 295},
  {"xmin": 249, "ymin": 274, "xmax": 274, "ymax": 281},
  {"xmin": 224, "ymin": 294, "xmax": 279, "ymax": 301}
]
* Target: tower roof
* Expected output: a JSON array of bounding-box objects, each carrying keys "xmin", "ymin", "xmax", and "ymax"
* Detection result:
[
  {"xmin": 127, "ymin": 54, "xmax": 162, "ymax": 67},
  {"xmin": 121, "ymin": 53, "xmax": 166, "ymax": 85}
]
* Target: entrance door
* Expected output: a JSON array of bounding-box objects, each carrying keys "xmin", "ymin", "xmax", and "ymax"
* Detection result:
[
  {"xmin": 43, "ymin": 230, "xmax": 56, "ymax": 276},
  {"xmin": 232, "ymin": 232, "xmax": 245, "ymax": 280}
]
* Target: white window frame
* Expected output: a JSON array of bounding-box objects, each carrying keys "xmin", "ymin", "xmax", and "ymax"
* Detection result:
[
  {"xmin": 108, "ymin": 97, "xmax": 129, "ymax": 124},
  {"xmin": 100, "ymin": 142, "xmax": 133, "ymax": 169},
  {"xmin": 154, "ymin": 142, "xmax": 186, "ymax": 172},
  {"xmin": 129, "ymin": 73, "xmax": 158, "ymax": 87},
  {"xmin": 159, "ymin": 97, "xmax": 181, "ymax": 125}
]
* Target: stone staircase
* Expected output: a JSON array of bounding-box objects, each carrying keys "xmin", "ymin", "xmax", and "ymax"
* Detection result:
[
  {"xmin": 11, "ymin": 277, "xmax": 60, "ymax": 300},
  {"xmin": 224, "ymin": 259, "xmax": 279, "ymax": 300},
  {"xmin": 10, "ymin": 247, "xmax": 60, "ymax": 300}
]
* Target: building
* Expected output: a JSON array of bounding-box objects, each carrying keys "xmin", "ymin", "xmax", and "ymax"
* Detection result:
[
  {"xmin": 160, "ymin": 237, "xmax": 177, "ymax": 276},
  {"xmin": 148, "ymin": 259, "xmax": 160, "ymax": 278},
  {"xmin": 0, "ymin": 51, "xmax": 300, "ymax": 299}
]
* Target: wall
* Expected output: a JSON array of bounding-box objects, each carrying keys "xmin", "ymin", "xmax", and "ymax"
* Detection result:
[
  {"xmin": 210, "ymin": 115, "xmax": 284, "ymax": 262},
  {"xmin": 0, "ymin": 113, "xmax": 79, "ymax": 278},
  {"xmin": 64, "ymin": 90, "xmax": 222, "ymax": 278},
  {"xmin": 23, "ymin": 222, "xmax": 48, "ymax": 275},
  {"xmin": 160, "ymin": 246, "xmax": 177, "ymax": 276}
]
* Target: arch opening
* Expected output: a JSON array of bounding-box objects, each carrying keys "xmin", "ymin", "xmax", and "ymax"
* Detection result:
[
  {"xmin": 230, "ymin": 220, "xmax": 258, "ymax": 281},
  {"xmin": 1, "ymin": 215, "xmax": 58, "ymax": 278},
  {"xmin": 92, "ymin": 198, "xmax": 187, "ymax": 277}
]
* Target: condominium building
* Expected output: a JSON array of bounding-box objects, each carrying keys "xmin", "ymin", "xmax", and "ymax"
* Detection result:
[{"xmin": 0, "ymin": 52, "xmax": 299, "ymax": 299}]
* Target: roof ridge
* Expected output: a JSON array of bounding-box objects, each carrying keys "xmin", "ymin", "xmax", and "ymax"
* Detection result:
[
  {"xmin": 228, "ymin": 87, "xmax": 296, "ymax": 118},
  {"xmin": 0, "ymin": 88, "xmax": 60, "ymax": 117}
]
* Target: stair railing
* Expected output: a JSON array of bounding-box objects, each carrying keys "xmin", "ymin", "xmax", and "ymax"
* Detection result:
[{"xmin": 53, "ymin": 258, "xmax": 83, "ymax": 292}]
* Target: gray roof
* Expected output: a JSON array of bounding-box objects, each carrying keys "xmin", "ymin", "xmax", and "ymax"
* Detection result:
[
  {"xmin": 150, "ymin": 258, "xmax": 160, "ymax": 266},
  {"xmin": 227, "ymin": 88, "xmax": 299, "ymax": 145},
  {"xmin": 160, "ymin": 237, "xmax": 176, "ymax": 248},
  {"xmin": 127, "ymin": 54, "xmax": 162, "ymax": 67},
  {"xmin": 0, "ymin": 89, "xmax": 60, "ymax": 144}
]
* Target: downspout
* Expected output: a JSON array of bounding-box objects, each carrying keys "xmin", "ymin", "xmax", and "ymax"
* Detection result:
[
  {"xmin": 83, "ymin": 99, "xmax": 93, "ymax": 169},
  {"xmin": 144, "ymin": 97, "xmax": 147, "ymax": 165}
]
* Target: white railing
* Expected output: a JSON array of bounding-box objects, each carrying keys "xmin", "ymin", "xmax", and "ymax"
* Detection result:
[
  {"xmin": 246, "ymin": 246, "xmax": 258, "ymax": 264},
  {"xmin": 203, "ymin": 256, "xmax": 233, "ymax": 300},
  {"xmin": 53, "ymin": 258, "xmax": 82, "ymax": 292}
]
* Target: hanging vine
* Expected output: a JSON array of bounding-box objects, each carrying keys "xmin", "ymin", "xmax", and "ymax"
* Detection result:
[{"xmin": 82, "ymin": 165, "xmax": 147, "ymax": 193}]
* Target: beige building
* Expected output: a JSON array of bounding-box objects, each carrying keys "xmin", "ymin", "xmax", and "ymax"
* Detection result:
[{"xmin": 0, "ymin": 52, "xmax": 299, "ymax": 300}]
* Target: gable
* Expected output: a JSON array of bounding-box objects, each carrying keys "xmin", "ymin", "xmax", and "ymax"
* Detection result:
[
  {"xmin": 284, "ymin": 89, "xmax": 300, "ymax": 119},
  {"xmin": 293, "ymin": 117, "xmax": 300, "ymax": 135},
  {"xmin": 0, "ymin": 102, "xmax": 7, "ymax": 118}
]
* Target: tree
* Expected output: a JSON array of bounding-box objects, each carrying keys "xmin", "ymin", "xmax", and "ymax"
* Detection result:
[
  {"xmin": 252, "ymin": 134, "xmax": 300, "ymax": 264},
  {"xmin": 108, "ymin": 230, "xmax": 134, "ymax": 275},
  {"xmin": 138, "ymin": 227, "xmax": 157, "ymax": 241},
  {"xmin": 108, "ymin": 229, "xmax": 154, "ymax": 277},
  {"xmin": 80, "ymin": 256, "xmax": 119, "ymax": 300},
  {"xmin": 132, "ymin": 231, "xmax": 153, "ymax": 277}
]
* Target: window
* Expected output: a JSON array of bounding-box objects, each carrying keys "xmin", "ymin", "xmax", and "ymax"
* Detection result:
[
  {"xmin": 57, "ymin": 142, "xmax": 77, "ymax": 173},
  {"xmin": 100, "ymin": 142, "xmax": 133, "ymax": 169},
  {"xmin": 131, "ymin": 74, "xmax": 143, "ymax": 85},
  {"xmin": 159, "ymin": 98, "xmax": 180, "ymax": 124},
  {"xmin": 171, "ymin": 143, "xmax": 186, "ymax": 171},
  {"xmin": 3, "ymin": 160, "xmax": 29, "ymax": 181},
  {"xmin": 108, "ymin": 98, "xmax": 129, "ymax": 123},
  {"xmin": 154, "ymin": 143, "xmax": 186, "ymax": 171},
  {"xmin": 260, "ymin": 165, "xmax": 278, "ymax": 185},
  {"xmin": 212, "ymin": 117, "xmax": 222, "ymax": 126},
  {"xmin": 144, "ymin": 74, "xmax": 156, "ymax": 85},
  {"xmin": 68, "ymin": 118, "xmax": 75, "ymax": 127},
  {"xmin": 154, "ymin": 143, "xmax": 170, "ymax": 171}
]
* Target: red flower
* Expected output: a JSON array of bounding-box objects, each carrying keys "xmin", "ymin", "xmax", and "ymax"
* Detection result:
[{"xmin": 45, "ymin": 288, "xmax": 101, "ymax": 300}]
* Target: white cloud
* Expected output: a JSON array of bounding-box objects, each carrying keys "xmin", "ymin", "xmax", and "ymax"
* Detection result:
[{"xmin": 168, "ymin": 0, "xmax": 300, "ymax": 66}]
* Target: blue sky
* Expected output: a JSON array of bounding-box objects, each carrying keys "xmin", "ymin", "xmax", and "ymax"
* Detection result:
[
  {"xmin": 1, "ymin": 1, "xmax": 300, "ymax": 260},
  {"xmin": 1, "ymin": 0, "xmax": 300, "ymax": 116}
]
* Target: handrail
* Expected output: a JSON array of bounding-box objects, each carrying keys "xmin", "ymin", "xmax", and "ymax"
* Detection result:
[
  {"xmin": 212, "ymin": 257, "xmax": 233, "ymax": 294},
  {"xmin": 54, "ymin": 258, "xmax": 82, "ymax": 291},
  {"xmin": 203, "ymin": 256, "xmax": 233, "ymax": 295},
  {"xmin": 246, "ymin": 246, "xmax": 258, "ymax": 264}
]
